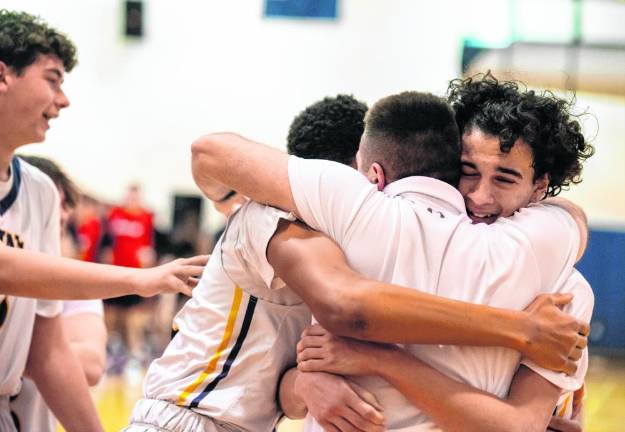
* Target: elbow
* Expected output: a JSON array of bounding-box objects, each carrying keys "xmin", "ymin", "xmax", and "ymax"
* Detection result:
[
  {"xmin": 191, "ymin": 135, "xmax": 217, "ymax": 176},
  {"xmin": 84, "ymin": 362, "xmax": 106, "ymax": 386},
  {"xmin": 312, "ymin": 290, "xmax": 369, "ymax": 339},
  {"xmin": 191, "ymin": 132, "xmax": 238, "ymax": 162}
]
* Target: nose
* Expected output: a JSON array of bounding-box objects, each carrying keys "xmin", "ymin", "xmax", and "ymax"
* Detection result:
[
  {"xmin": 467, "ymin": 179, "xmax": 495, "ymax": 207},
  {"xmin": 56, "ymin": 89, "xmax": 70, "ymax": 109}
]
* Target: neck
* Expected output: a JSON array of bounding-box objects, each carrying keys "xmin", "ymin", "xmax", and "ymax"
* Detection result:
[{"xmin": 0, "ymin": 146, "xmax": 13, "ymax": 182}]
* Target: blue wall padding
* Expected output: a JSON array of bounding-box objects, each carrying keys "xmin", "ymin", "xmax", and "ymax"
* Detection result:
[{"xmin": 577, "ymin": 229, "xmax": 625, "ymax": 349}]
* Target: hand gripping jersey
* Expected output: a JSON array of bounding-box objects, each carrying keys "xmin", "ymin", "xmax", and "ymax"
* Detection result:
[
  {"xmin": 0, "ymin": 158, "xmax": 62, "ymax": 405},
  {"xmin": 142, "ymin": 202, "xmax": 311, "ymax": 431},
  {"xmin": 285, "ymin": 157, "xmax": 593, "ymax": 432}
]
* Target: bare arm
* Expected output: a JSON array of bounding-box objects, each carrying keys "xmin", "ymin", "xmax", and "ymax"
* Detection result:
[
  {"xmin": 268, "ymin": 220, "xmax": 587, "ymax": 374},
  {"xmin": 25, "ymin": 315, "xmax": 103, "ymax": 432},
  {"xmin": 63, "ymin": 312, "xmax": 107, "ymax": 386},
  {"xmin": 190, "ymin": 133, "xmax": 297, "ymax": 214},
  {"xmin": 378, "ymin": 354, "xmax": 560, "ymax": 432},
  {"xmin": 298, "ymin": 328, "xmax": 560, "ymax": 432},
  {"xmin": 0, "ymin": 247, "xmax": 207, "ymax": 299}
]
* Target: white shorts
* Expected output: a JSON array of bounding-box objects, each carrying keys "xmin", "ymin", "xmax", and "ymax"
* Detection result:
[{"xmin": 123, "ymin": 399, "xmax": 241, "ymax": 432}]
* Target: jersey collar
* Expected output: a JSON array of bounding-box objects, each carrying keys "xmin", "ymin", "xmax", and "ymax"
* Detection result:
[
  {"xmin": 0, "ymin": 157, "xmax": 22, "ymax": 216},
  {"xmin": 383, "ymin": 176, "xmax": 466, "ymax": 214}
]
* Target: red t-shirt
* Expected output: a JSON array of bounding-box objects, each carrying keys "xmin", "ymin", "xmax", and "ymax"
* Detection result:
[{"xmin": 107, "ymin": 206, "xmax": 153, "ymax": 268}]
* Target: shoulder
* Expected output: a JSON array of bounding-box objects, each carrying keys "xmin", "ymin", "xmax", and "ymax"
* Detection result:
[
  {"xmin": 16, "ymin": 158, "xmax": 59, "ymax": 210},
  {"xmin": 17, "ymin": 158, "xmax": 58, "ymax": 194}
]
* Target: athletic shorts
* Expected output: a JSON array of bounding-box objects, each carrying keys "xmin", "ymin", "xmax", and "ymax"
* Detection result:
[{"xmin": 123, "ymin": 399, "xmax": 240, "ymax": 432}]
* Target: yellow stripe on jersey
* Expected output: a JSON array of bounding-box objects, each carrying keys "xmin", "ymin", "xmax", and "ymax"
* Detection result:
[
  {"xmin": 176, "ymin": 285, "xmax": 243, "ymax": 406},
  {"xmin": 557, "ymin": 392, "xmax": 573, "ymax": 417}
]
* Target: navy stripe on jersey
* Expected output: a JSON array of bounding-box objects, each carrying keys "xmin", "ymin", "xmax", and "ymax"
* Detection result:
[
  {"xmin": 0, "ymin": 158, "xmax": 22, "ymax": 216},
  {"xmin": 189, "ymin": 295, "xmax": 258, "ymax": 408}
]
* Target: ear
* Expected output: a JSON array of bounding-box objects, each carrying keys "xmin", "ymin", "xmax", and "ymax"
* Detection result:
[
  {"xmin": 367, "ymin": 162, "xmax": 387, "ymax": 191},
  {"xmin": 0, "ymin": 62, "xmax": 10, "ymax": 94},
  {"xmin": 530, "ymin": 173, "xmax": 549, "ymax": 202}
]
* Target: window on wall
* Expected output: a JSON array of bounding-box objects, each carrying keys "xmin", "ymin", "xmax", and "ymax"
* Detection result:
[{"xmin": 264, "ymin": 0, "xmax": 338, "ymax": 19}]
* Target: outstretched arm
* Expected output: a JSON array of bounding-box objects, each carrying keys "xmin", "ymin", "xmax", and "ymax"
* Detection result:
[
  {"xmin": 0, "ymin": 247, "xmax": 207, "ymax": 299},
  {"xmin": 267, "ymin": 220, "xmax": 587, "ymax": 374}
]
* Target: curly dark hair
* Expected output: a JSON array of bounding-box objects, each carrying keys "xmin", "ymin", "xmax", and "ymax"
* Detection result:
[
  {"xmin": 447, "ymin": 72, "xmax": 594, "ymax": 196},
  {"xmin": 362, "ymin": 91, "xmax": 461, "ymax": 186},
  {"xmin": 0, "ymin": 9, "xmax": 77, "ymax": 74},
  {"xmin": 287, "ymin": 94, "xmax": 368, "ymax": 166}
]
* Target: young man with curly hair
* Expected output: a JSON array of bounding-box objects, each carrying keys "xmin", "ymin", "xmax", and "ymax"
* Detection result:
[{"xmin": 190, "ymin": 84, "xmax": 593, "ymax": 431}]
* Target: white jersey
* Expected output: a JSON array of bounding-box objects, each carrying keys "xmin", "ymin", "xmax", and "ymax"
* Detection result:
[
  {"xmin": 287, "ymin": 157, "xmax": 592, "ymax": 431},
  {"xmin": 0, "ymin": 157, "xmax": 62, "ymax": 398},
  {"xmin": 10, "ymin": 299, "xmax": 104, "ymax": 432},
  {"xmin": 143, "ymin": 202, "xmax": 311, "ymax": 431}
]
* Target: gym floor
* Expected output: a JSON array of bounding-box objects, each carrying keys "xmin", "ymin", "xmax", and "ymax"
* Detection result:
[{"xmin": 76, "ymin": 354, "xmax": 625, "ymax": 432}]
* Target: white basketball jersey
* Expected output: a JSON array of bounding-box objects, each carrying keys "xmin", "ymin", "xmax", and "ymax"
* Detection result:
[
  {"xmin": 287, "ymin": 157, "xmax": 591, "ymax": 431},
  {"xmin": 0, "ymin": 157, "xmax": 62, "ymax": 398},
  {"xmin": 144, "ymin": 202, "xmax": 311, "ymax": 431}
]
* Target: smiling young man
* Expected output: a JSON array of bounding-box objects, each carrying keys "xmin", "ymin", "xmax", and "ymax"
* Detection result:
[
  {"xmin": 0, "ymin": 10, "xmax": 209, "ymax": 432},
  {"xmin": 189, "ymin": 88, "xmax": 593, "ymax": 431},
  {"xmin": 0, "ymin": 10, "xmax": 103, "ymax": 432}
]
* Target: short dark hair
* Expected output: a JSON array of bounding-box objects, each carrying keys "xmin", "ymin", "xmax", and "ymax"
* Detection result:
[
  {"xmin": 447, "ymin": 72, "xmax": 595, "ymax": 196},
  {"xmin": 362, "ymin": 91, "xmax": 461, "ymax": 186},
  {"xmin": 19, "ymin": 155, "xmax": 79, "ymax": 209},
  {"xmin": 287, "ymin": 94, "xmax": 368, "ymax": 166},
  {"xmin": 0, "ymin": 9, "xmax": 77, "ymax": 74}
]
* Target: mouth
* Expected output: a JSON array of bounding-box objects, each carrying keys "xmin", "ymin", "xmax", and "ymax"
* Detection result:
[{"xmin": 467, "ymin": 209, "xmax": 498, "ymax": 225}]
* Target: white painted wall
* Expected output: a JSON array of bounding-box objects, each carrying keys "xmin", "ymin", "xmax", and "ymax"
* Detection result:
[{"xmin": 2, "ymin": 0, "xmax": 624, "ymax": 229}]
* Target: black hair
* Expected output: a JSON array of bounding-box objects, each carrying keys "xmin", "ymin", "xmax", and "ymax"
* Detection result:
[
  {"xmin": 448, "ymin": 72, "xmax": 595, "ymax": 196},
  {"xmin": 287, "ymin": 94, "xmax": 368, "ymax": 166},
  {"xmin": 362, "ymin": 91, "xmax": 461, "ymax": 186}
]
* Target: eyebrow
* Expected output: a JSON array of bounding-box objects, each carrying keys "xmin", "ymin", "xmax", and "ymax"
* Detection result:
[
  {"xmin": 461, "ymin": 161, "xmax": 523, "ymax": 179},
  {"xmin": 496, "ymin": 167, "xmax": 523, "ymax": 179},
  {"xmin": 45, "ymin": 68, "xmax": 64, "ymax": 81}
]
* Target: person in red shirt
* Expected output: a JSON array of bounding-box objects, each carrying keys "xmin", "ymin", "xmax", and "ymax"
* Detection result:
[
  {"xmin": 104, "ymin": 184, "xmax": 157, "ymax": 371},
  {"xmin": 107, "ymin": 185, "xmax": 155, "ymax": 268}
]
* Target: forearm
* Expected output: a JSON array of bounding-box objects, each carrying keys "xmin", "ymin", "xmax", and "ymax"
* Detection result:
[
  {"xmin": 374, "ymin": 350, "xmax": 552, "ymax": 432},
  {"xmin": 308, "ymin": 275, "xmax": 530, "ymax": 350},
  {"xmin": 0, "ymin": 247, "xmax": 136, "ymax": 299},
  {"xmin": 27, "ymin": 316, "xmax": 103, "ymax": 432},
  {"xmin": 190, "ymin": 133, "xmax": 295, "ymax": 212},
  {"xmin": 278, "ymin": 367, "xmax": 308, "ymax": 419},
  {"xmin": 266, "ymin": 222, "xmax": 531, "ymax": 350}
]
